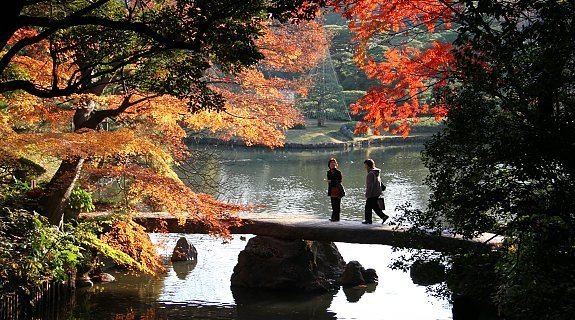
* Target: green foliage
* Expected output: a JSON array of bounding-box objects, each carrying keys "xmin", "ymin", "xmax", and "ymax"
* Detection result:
[
  {"xmin": 297, "ymin": 55, "xmax": 351, "ymax": 121},
  {"xmin": 323, "ymin": 13, "xmax": 375, "ymax": 91},
  {"xmin": 0, "ymin": 208, "xmax": 151, "ymax": 298},
  {"xmin": 402, "ymin": 1, "xmax": 575, "ymax": 319},
  {"xmin": 0, "ymin": 178, "xmax": 44, "ymax": 210},
  {"xmin": 0, "ymin": 179, "xmax": 30, "ymax": 203},
  {"xmin": 0, "ymin": 208, "xmax": 91, "ymax": 296},
  {"xmin": 342, "ymin": 90, "xmax": 366, "ymax": 106},
  {"xmin": 68, "ymin": 187, "xmax": 95, "ymax": 213}
]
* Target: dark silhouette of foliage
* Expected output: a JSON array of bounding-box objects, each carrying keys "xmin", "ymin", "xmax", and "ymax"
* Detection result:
[{"xmin": 420, "ymin": 1, "xmax": 575, "ymax": 319}]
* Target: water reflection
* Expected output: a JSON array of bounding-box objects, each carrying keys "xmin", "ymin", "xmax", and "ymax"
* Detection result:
[
  {"xmin": 59, "ymin": 235, "xmax": 454, "ymax": 320},
  {"xmin": 44, "ymin": 235, "xmax": 501, "ymax": 320},
  {"xmin": 173, "ymin": 261, "xmax": 197, "ymax": 280},
  {"xmin": 340, "ymin": 283, "xmax": 378, "ymax": 302},
  {"xmin": 342, "ymin": 286, "xmax": 367, "ymax": 302},
  {"xmin": 232, "ymin": 288, "xmax": 337, "ymax": 320}
]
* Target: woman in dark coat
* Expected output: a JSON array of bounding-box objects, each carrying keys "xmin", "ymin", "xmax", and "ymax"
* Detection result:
[{"xmin": 327, "ymin": 158, "xmax": 345, "ymax": 221}]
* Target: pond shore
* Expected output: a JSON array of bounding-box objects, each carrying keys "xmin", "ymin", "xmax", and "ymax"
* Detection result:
[
  {"xmin": 187, "ymin": 119, "xmax": 442, "ymax": 150},
  {"xmin": 186, "ymin": 134, "xmax": 433, "ymax": 150}
]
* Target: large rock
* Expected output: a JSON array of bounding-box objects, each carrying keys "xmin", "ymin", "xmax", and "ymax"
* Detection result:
[
  {"xmin": 231, "ymin": 236, "xmax": 346, "ymax": 292},
  {"xmin": 340, "ymin": 261, "xmax": 365, "ymax": 287},
  {"xmin": 340, "ymin": 262, "xmax": 379, "ymax": 287},
  {"xmin": 310, "ymin": 241, "xmax": 347, "ymax": 280},
  {"xmin": 362, "ymin": 268, "xmax": 378, "ymax": 283},
  {"xmin": 171, "ymin": 237, "xmax": 198, "ymax": 262}
]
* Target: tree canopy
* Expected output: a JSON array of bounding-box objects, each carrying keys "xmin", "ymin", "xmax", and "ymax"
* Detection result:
[
  {"xmin": 1, "ymin": 0, "xmax": 327, "ymax": 274},
  {"xmin": 336, "ymin": 0, "xmax": 574, "ymax": 318}
]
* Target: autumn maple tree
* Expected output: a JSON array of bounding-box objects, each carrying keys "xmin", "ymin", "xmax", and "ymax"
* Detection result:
[
  {"xmin": 329, "ymin": 0, "xmax": 456, "ymax": 136},
  {"xmin": 0, "ymin": 0, "xmax": 328, "ymax": 273},
  {"xmin": 188, "ymin": 20, "xmax": 330, "ymax": 147},
  {"xmin": 329, "ymin": 1, "xmax": 575, "ymax": 319}
]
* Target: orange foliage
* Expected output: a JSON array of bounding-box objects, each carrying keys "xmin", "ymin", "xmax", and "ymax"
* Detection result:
[
  {"xmin": 0, "ymin": 3, "xmax": 331, "ymax": 276},
  {"xmin": 85, "ymin": 165, "xmax": 244, "ymax": 236},
  {"xmin": 0, "ymin": 18, "xmax": 329, "ymax": 253},
  {"xmin": 187, "ymin": 20, "xmax": 329, "ymax": 147},
  {"xmin": 331, "ymin": 0, "xmax": 457, "ymax": 136},
  {"xmin": 190, "ymin": 70, "xmax": 305, "ymax": 147},
  {"xmin": 101, "ymin": 218, "xmax": 166, "ymax": 275},
  {"xmin": 259, "ymin": 20, "xmax": 331, "ymax": 73},
  {"xmin": 7, "ymin": 29, "xmax": 77, "ymax": 90}
]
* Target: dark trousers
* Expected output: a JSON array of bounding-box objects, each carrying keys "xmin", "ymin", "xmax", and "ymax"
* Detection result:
[
  {"xmin": 364, "ymin": 197, "xmax": 387, "ymax": 223},
  {"xmin": 330, "ymin": 197, "xmax": 341, "ymax": 221}
]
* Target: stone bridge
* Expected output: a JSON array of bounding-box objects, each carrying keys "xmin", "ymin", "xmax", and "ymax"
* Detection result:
[{"xmin": 80, "ymin": 212, "xmax": 502, "ymax": 253}]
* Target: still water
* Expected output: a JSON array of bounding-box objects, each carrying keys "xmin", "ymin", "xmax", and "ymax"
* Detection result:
[
  {"xmin": 198, "ymin": 145, "xmax": 430, "ymax": 220},
  {"xmin": 63, "ymin": 145, "xmax": 456, "ymax": 320}
]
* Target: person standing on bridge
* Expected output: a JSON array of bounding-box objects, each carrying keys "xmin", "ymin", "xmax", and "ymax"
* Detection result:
[
  {"xmin": 327, "ymin": 158, "xmax": 345, "ymax": 222},
  {"xmin": 362, "ymin": 159, "xmax": 389, "ymax": 224}
]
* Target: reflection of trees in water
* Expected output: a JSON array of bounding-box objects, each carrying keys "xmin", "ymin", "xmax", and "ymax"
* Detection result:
[
  {"xmin": 248, "ymin": 146, "xmax": 425, "ymax": 183},
  {"xmin": 232, "ymin": 288, "xmax": 337, "ymax": 320},
  {"xmin": 342, "ymin": 283, "xmax": 377, "ymax": 302},
  {"xmin": 112, "ymin": 308, "xmax": 157, "ymax": 320},
  {"xmin": 64, "ymin": 283, "xmax": 339, "ymax": 320},
  {"xmin": 60, "ymin": 271, "xmax": 239, "ymax": 320}
]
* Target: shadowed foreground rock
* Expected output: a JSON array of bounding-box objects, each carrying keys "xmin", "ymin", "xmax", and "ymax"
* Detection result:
[
  {"xmin": 340, "ymin": 261, "xmax": 378, "ymax": 287},
  {"xmin": 171, "ymin": 237, "xmax": 198, "ymax": 262},
  {"xmin": 231, "ymin": 236, "xmax": 346, "ymax": 292}
]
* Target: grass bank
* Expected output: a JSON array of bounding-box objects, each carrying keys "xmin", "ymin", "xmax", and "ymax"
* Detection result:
[{"xmin": 284, "ymin": 118, "xmax": 442, "ymax": 148}]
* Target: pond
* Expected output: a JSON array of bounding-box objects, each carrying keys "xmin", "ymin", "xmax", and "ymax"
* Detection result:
[
  {"xmin": 191, "ymin": 144, "xmax": 430, "ymax": 220},
  {"xmin": 56, "ymin": 145, "xmax": 462, "ymax": 320}
]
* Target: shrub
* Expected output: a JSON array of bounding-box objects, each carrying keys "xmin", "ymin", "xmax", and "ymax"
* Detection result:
[
  {"xmin": 0, "ymin": 208, "xmax": 164, "ymax": 298},
  {"xmin": 68, "ymin": 187, "xmax": 95, "ymax": 213}
]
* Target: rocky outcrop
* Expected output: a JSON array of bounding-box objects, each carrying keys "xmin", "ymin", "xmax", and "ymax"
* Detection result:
[
  {"xmin": 340, "ymin": 261, "xmax": 379, "ymax": 287},
  {"xmin": 171, "ymin": 237, "xmax": 198, "ymax": 262},
  {"xmin": 340, "ymin": 261, "xmax": 365, "ymax": 286},
  {"xmin": 231, "ymin": 236, "xmax": 346, "ymax": 292},
  {"xmin": 310, "ymin": 241, "xmax": 347, "ymax": 280},
  {"xmin": 362, "ymin": 268, "xmax": 378, "ymax": 283}
]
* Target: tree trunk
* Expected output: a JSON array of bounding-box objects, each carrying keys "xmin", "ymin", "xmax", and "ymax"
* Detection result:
[
  {"xmin": 41, "ymin": 96, "xmax": 132, "ymax": 227},
  {"xmin": 42, "ymin": 158, "xmax": 85, "ymax": 228}
]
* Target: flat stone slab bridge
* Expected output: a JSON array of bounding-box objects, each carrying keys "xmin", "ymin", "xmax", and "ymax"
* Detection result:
[{"xmin": 80, "ymin": 212, "xmax": 502, "ymax": 253}]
